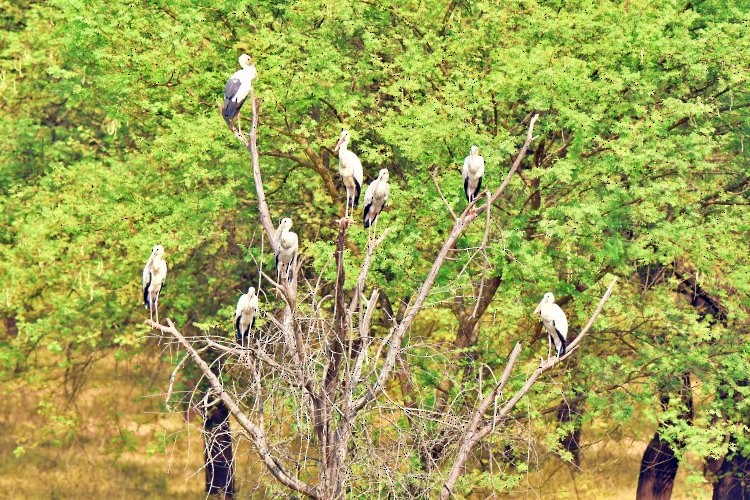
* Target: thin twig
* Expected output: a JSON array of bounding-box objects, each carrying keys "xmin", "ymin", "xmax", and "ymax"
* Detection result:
[
  {"xmin": 440, "ymin": 277, "xmax": 617, "ymax": 498},
  {"xmin": 431, "ymin": 168, "xmax": 458, "ymax": 221},
  {"xmin": 470, "ymin": 190, "xmax": 492, "ymax": 319},
  {"xmin": 350, "ymin": 114, "xmax": 541, "ymax": 418},
  {"xmin": 148, "ymin": 319, "xmax": 318, "ymax": 498}
]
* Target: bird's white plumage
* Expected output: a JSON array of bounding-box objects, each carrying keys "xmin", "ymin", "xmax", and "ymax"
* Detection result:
[
  {"xmin": 228, "ymin": 68, "xmax": 255, "ymax": 103},
  {"xmin": 363, "ymin": 169, "xmax": 390, "ymax": 229},
  {"xmin": 275, "ymin": 218, "xmax": 299, "ymax": 282},
  {"xmin": 334, "ymin": 130, "xmax": 364, "ymax": 216},
  {"xmin": 235, "ymin": 286, "xmax": 258, "ymax": 341},
  {"xmin": 142, "ymin": 245, "xmax": 168, "ymax": 322},
  {"xmin": 462, "ymin": 145, "xmax": 485, "ymax": 203},
  {"xmin": 223, "ymin": 54, "xmax": 257, "ymax": 122},
  {"xmin": 533, "ymin": 292, "xmax": 568, "ymax": 358}
]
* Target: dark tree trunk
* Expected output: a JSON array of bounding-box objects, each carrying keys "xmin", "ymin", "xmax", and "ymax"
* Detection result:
[
  {"xmin": 636, "ymin": 432, "xmax": 679, "ymax": 500},
  {"xmin": 713, "ymin": 445, "xmax": 750, "ymax": 500},
  {"xmin": 204, "ymin": 401, "xmax": 235, "ymax": 498},
  {"xmin": 712, "ymin": 380, "xmax": 750, "ymax": 499},
  {"xmin": 4, "ymin": 316, "xmax": 18, "ymax": 338},
  {"xmin": 556, "ymin": 389, "xmax": 585, "ymax": 467},
  {"xmin": 636, "ymin": 373, "xmax": 693, "ymax": 500}
]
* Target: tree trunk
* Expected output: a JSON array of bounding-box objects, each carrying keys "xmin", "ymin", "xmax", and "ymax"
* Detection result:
[
  {"xmin": 636, "ymin": 373, "xmax": 693, "ymax": 500},
  {"xmin": 713, "ymin": 446, "xmax": 750, "ymax": 500},
  {"xmin": 712, "ymin": 380, "xmax": 750, "ymax": 499},
  {"xmin": 636, "ymin": 432, "xmax": 679, "ymax": 500},
  {"xmin": 204, "ymin": 401, "xmax": 235, "ymax": 498},
  {"xmin": 4, "ymin": 316, "xmax": 18, "ymax": 338},
  {"xmin": 556, "ymin": 389, "xmax": 585, "ymax": 467}
]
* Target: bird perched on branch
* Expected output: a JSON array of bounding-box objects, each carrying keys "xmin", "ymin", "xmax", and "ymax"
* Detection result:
[
  {"xmin": 275, "ymin": 218, "xmax": 299, "ymax": 283},
  {"xmin": 235, "ymin": 286, "xmax": 258, "ymax": 346},
  {"xmin": 363, "ymin": 168, "xmax": 390, "ymax": 237},
  {"xmin": 223, "ymin": 54, "xmax": 257, "ymax": 134},
  {"xmin": 462, "ymin": 145, "xmax": 485, "ymax": 203},
  {"xmin": 333, "ymin": 129, "xmax": 364, "ymax": 220},
  {"xmin": 142, "ymin": 245, "xmax": 168, "ymax": 324},
  {"xmin": 533, "ymin": 292, "xmax": 568, "ymax": 358}
]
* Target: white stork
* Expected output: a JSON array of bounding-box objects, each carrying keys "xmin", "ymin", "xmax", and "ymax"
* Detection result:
[
  {"xmin": 462, "ymin": 145, "xmax": 485, "ymax": 203},
  {"xmin": 333, "ymin": 129, "xmax": 364, "ymax": 219},
  {"xmin": 533, "ymin": 292, "xmax": 568, "ymax": 358},
  {"xmin": 363, "ymin": 168, "xmax": 390, "ymax": 238},
  {"xmin": 275, "ymin": 218, "xmax": 299, "ymax": 283},
  {"xmin": 223, "ymin": 54, "xmax": 257, "ymax": 134},
  {"xmin": 235, "ymin": 286, "xmax": 258, "ymax": 346},
  {"xmin": 142, "ymin": 245, "xmax": 168, "ymax": 324}
]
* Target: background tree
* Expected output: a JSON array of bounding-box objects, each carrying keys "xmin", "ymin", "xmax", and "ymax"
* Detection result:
[{"xmin": 1, "ymin": 0, "xmax": 749, "ymax": 496}]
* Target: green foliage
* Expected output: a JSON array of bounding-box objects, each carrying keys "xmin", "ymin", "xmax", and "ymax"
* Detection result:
[{"xmin": 1, "ymin": 0, "xmax": 749, "ymax": 495}]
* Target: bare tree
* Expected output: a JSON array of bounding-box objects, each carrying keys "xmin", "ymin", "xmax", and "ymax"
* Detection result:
[{"xmin": 147, "ymin": 79, "xmax": 617, "ymax": 498}]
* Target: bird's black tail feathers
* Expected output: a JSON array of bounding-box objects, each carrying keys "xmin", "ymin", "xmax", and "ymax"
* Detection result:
[
  {"xmin": 223, "ymin": 98, "xmax": 244, "ymax": 121},
  {"xmin": 464, "ymin": 177, "xmax": 470, "ymax": 202},
  {"xmin": 287, "ymin": 262, "xmax": 294, "ymax": 282},
  {"xmin": 472, "ymin": 177, "xmax": 483, "ymax": 202},
  {"xmin": 354, "ymin": 182, "xmax": 361, "ymax": 207},
  {"xmin": 363, "ymin": 204, "xmax": 372, "ymax": 228},
  {"xmin": 556, "ymin": 329, "xmax": 567, "ymax": 357},
  {"xmin": 143, "ymin": 277, "xmax": 152, "ymax": 309}
]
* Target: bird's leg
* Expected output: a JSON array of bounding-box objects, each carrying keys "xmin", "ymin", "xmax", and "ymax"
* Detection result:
[
  {"xmin": 237, "ymin": 112, "xmax": 243, "ymax": 136},
  {"xmin": 345, "ymin": 195, "xmax": 350, "ymax": 220},
  {"xmin": 547, "ymin": 334, "xmax": 552, "ymax": 361}
]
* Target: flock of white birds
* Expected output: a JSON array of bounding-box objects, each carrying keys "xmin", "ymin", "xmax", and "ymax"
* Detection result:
[{"xmin": 141, "ymin": 54, "xmax": 569, "ymax": 357}]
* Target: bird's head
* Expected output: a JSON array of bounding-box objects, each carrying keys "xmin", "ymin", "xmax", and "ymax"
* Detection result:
[
  {"xmin": 334, "ymin": 129, "xmax": 350, "ymax": 154},
  {"xmin": 470, "ymin": 145, "xmax": 479, "ymax": 156},
  {"xmin": 378, "ymin": 168, "xmax": 389, "ymax": 181},
  {"xmin": 239, "ymin": 54, "xmax": 253, "ymax": 68},
  {"xmin": 278, "ymin": 217, "xmax": 293, "ymax": 231},
  {"xmin": 533, "ymin": 292, "xmax": 555, "ymax": 314},
  {"xmin": 247, "ymin": 286, "xmax": 256, "ymax": 297},
  {"xmin": 152, "ymin": 245, "xmax": 165, "ymax": 257}
]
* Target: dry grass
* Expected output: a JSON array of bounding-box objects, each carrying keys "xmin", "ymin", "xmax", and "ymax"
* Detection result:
[
  {"xmin": 517, "ymin": 427, "xmax": 713, "ymax": 499},
  {"xmin": 0, "ymin": 353, "xmax": 715, "ymax": 499},
  {"xmin": 0, "ymin": 352, "xmax": 207, "ymax": 499}
]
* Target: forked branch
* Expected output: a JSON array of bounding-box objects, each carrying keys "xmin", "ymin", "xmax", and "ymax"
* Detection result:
[
  {"xmin": 148, "ymin": 319, "xmax": 318, "ymax": 498},
  {"xmin": 439, "ymin": 277, "xmax": 618, "ymax": 498},
  {"xmin": 221, "ymin": 84, "xmax": 277, "ymax": 249},
  {"xmin": 350, "ymin": 113, "xmax": 541, "ymax": 418}
]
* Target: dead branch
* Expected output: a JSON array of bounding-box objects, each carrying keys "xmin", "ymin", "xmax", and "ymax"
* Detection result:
[
  {"xmin": 148, "ymin": 319, "xmax": 318, "ymax": 498},
  {"xmin": 348, "ymin": 227, "xmax": 391, "ymax": 317},
  {"xmin": 221, "ymin": 86, "xmax": 276, "ymax": 249},
  {"xmin": 350, "ymin": 113, "xmax": 541, "ymax": 418},
  {"xmin": 440, "ymin": 277, "xmax": 617, "ymax": 498},
  {"xmin": 432, "ymin": 167, "xmax": 458, "ymax": 221}
]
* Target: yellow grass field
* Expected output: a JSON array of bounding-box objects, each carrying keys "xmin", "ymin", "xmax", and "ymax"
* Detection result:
[{"xmin": 0, "ymin": 354, "xmax": 713, "ymax": 499}]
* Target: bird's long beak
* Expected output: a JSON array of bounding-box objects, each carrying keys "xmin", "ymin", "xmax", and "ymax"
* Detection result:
[
  {"xmin": 533, "ymin": 301, "xmax": 543, "ymax": 315},
  {"xmin": 333, "ymin": 136, "xmax": 343, "ymax": 154}
]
